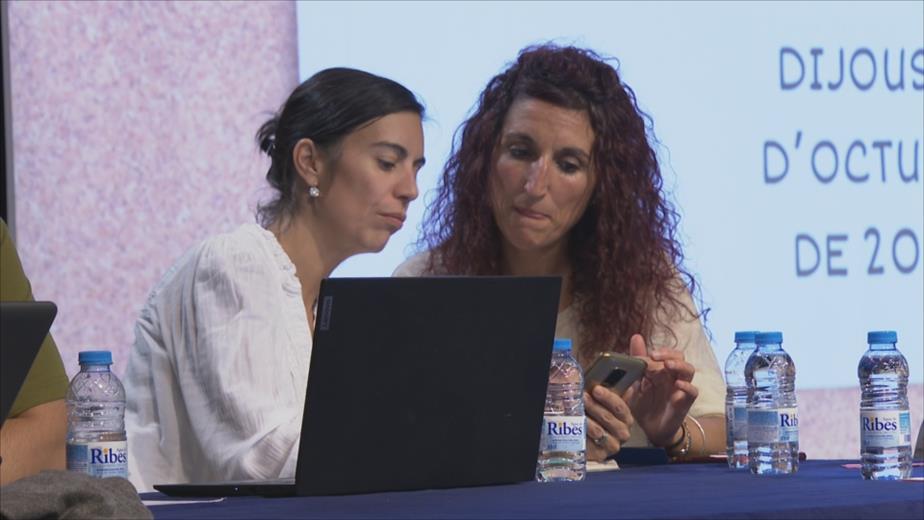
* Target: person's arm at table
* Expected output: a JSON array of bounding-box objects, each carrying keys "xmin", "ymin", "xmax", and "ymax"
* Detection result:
[
  {"xmin": 0, "ymin": 399, "xmax": 66, "ymax": 486},
  {"xmin": 635, "ymin": 281, "xmax": 727, "ymax": 458},
  {"xmin": 173, "ymin": 239, "xmax": 305, "ymax": 480},
  {"xmin": 658, "ymin": 413, "xmax": 725, "ymax": 458},
  {"xmin": 0, "ymin": 219, "xmax": 69, "ymax": 485},
  {"xmin": 622, "ymin": 336, "xmax": 726, "ymax": 457},
  {"xmin": 623, "ymin": 335, "xmax": 696, "ymax": 448}
]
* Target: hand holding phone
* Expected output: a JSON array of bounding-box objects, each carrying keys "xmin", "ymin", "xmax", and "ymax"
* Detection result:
[
  {"xmin": 583, "ymin": 352, "xmax": 647, "ymax": 396},
  {"xmin": 583, "ymin": 352, "xmax": 646, "ymax": 461}
]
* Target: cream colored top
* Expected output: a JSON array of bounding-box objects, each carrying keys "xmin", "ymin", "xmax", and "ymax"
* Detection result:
[{"xmin": 394, "ymin": 251, "xmax": 725, "ymax": 447}]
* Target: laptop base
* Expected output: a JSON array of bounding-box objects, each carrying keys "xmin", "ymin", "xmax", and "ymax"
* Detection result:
[{"xmin": 155, "ymin": 478, "xmax": 296, "ymax": 498}]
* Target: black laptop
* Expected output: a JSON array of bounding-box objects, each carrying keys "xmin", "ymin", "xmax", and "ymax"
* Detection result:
[
  {"xmin": 0, "ymin": 301, "xmax": 58, "ymax": 427},
  {"xmin": 155, "ymin": 276, "xmax": 560, "ymax": 497}
]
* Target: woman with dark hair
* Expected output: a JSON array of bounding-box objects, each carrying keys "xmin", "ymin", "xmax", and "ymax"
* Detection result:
[
  {"xmin": 125, "ymin": 68, "xmax": 426, "ymax": 491},
  {"xmin": 395, "ymin": 45, "xmax": 725, "ymax": 462}
]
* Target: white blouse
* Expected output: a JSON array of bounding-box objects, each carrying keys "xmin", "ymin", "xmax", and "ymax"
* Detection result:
[{"xmin": 124, "ymin": 223, "xmax": 312, "ymax": 492}]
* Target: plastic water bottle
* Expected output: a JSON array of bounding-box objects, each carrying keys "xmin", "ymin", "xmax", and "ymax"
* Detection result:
[
  {"xmin": 725, "ymin": 330, "xmax": 759, "ymax": 469},
  {"xmin": 66, "ymin": 350, "xmax": 128, "ymax": 478},
  {"xmin": 746, "ymin": 331, "xmax": 798, "ymax": 475},
  {"xmin": 858, "ymin": 330, "xmax": 912, "ymax": 480},
  {"xmin": 536, "ymin": 338, "xmax": 586, "ymax": 482}
]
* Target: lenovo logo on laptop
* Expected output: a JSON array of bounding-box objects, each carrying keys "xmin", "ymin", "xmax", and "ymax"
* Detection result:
[{"xmin": 319, "ymin": 296, "xmax": 333, "ymax": 331}]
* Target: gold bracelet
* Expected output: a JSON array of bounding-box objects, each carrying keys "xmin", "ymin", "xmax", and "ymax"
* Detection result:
[{"xmin": 687, "ymin": 415, "xmax": 707, "ymax": 456}]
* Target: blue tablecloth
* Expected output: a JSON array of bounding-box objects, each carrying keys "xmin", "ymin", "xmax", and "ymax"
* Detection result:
[{"xmin": 145, "ymin": 460, "xmax": 924, "ymax": 519}]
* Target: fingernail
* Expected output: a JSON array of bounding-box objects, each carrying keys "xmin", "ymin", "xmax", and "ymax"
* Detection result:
[{"xmin": 592, "ymin": 385, "xmax": 607, "ymax": 398}]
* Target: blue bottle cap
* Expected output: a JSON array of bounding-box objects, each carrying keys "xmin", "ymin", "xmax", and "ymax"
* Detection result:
[
  {"xmin": 734, "ymin": 331, "xmax": 760, "ymax": 343},
  {"xmin": 755, "ymin": 332, "xmax": 783, "ymax": 344},
  {"xmin": 867, "ymin": 330, "xmax": 897, "ymax": 344},
  {"xmin": 553, "ymin": 338, "xmax": 572, "ymax": 352},
  {"xmin": 78, "ymin": 350, "xmax": 112, "ymax": 365}
]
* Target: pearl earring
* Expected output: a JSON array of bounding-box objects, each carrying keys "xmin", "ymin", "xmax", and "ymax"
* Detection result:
[{"xmin": 308, "ymin": 186, "xmax": 321, "ymax": 199}]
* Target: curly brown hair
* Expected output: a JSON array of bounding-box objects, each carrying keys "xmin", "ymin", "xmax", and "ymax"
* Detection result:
[{"xmin": 418, "ymin": 44, "xmax": 702, "ymax": 361}]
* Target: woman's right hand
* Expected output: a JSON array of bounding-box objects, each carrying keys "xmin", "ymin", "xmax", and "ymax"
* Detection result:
[
  {"xmin": 583, "ymin": 384, "xmax": 634, "ymax": 462},
  {"xmin": 622, "ymin": 334, "xmax": 698, "ymax": 449}
]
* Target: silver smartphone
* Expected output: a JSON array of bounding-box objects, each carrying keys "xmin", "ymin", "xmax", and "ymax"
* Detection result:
[{"xmin": 584, "ymin": 352, "xmax": 647, "ymax": 395}]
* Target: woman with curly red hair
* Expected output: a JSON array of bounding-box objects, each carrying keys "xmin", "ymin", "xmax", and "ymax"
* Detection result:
[{"xmin": 395, "ymin": 44, "xmax": 725, "ymax": 462}]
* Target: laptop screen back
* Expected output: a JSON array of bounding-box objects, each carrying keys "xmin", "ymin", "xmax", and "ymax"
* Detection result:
[{"xmin": 295, "ymin": 276, "xmax": 561, "ymax": 496}]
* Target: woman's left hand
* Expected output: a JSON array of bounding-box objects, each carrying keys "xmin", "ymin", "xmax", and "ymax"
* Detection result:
[
  {"xmin": 583, "ymin": 385, "xmax": 634, "ymax": 462},
  {"xmin": 622, "ymin": 334, "xmax": 698, "ymax": 448}
]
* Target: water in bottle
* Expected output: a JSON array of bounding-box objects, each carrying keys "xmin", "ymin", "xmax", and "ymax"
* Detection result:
[
  {"xmin": 858, "ymin": 330, "xmax": 912, "ymax": 480},
  {"xmin": 746, "ymin": 331, "xmax": 798, "ymax": 475},
  {"xmin": 536, "ymin": 338, "xmax": 586, "ymax": 482},
  {"xmin": 725, "ymin": 330, "xmax": 759, "ymax": 469},
  {"xmin": 66, "ymin": 350, "xmax": 128, "ymax": 478}
]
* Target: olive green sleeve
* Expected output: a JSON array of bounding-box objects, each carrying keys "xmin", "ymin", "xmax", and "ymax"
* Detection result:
[{"xmin": 1, "ymin": 219, "xmax": 69, "ymax": 417}]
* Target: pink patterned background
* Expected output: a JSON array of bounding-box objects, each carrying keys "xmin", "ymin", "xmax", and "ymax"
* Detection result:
[
  {"xmin": 6, "ymin": 0, "xmax": 921, "ymax": 460},
  {"xmin": 8, "ymin": 0, "xmax": 296, "ymax": 375}
]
